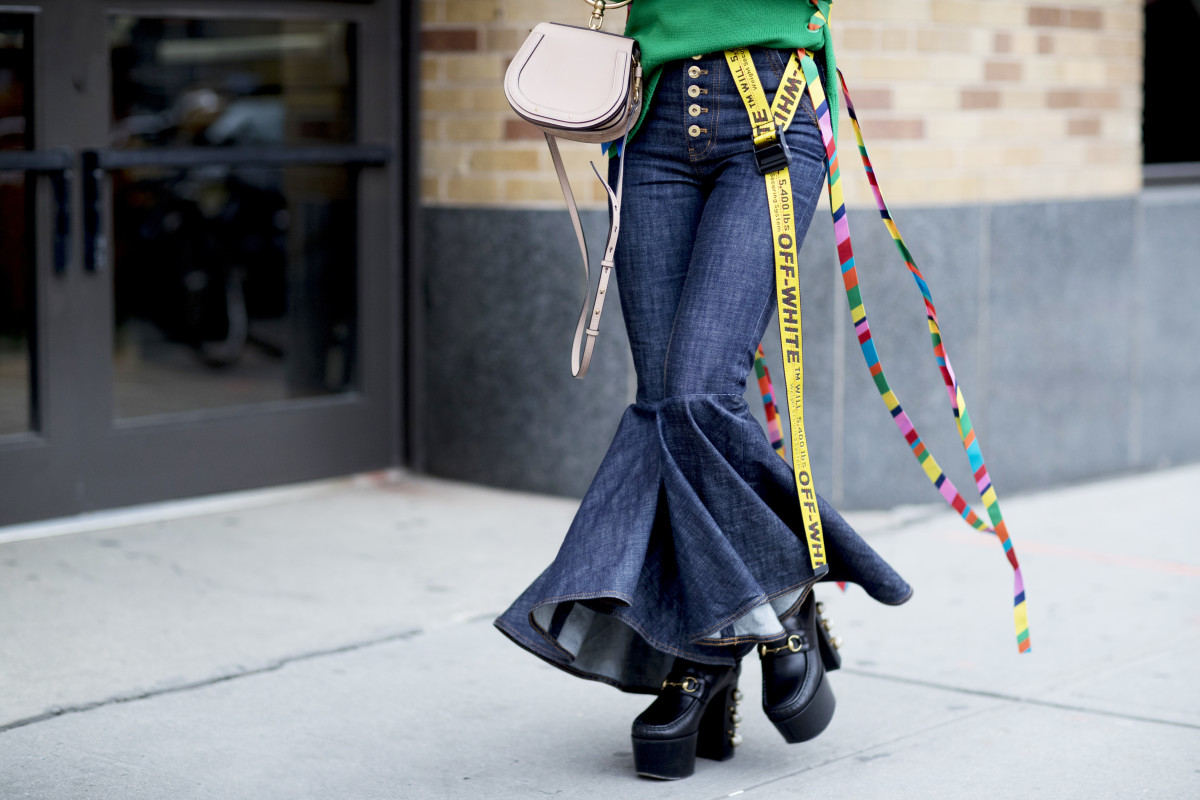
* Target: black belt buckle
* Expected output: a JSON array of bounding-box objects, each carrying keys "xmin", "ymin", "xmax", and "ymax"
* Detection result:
[{"xmin": 754, "ymin": 123, "xmax": 791, "ymax": 175}]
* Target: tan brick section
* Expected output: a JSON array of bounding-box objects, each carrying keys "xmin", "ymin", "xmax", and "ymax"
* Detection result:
[{"xmin": 420, "ymin": 0, "xmax": 1143, "ymax": 208}]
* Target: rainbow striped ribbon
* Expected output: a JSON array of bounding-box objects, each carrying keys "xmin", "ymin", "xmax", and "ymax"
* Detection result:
[
  {"xmin": 791, "ymin": 51, "xmax": 1030, "ymax": 653},
  {"xmin": 753, "ymin": 345, "xmax": 787, "ymax": 459}
]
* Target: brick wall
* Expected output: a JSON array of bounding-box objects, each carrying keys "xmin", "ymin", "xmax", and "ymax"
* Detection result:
[{"xmin": 420, "ymin": 0, "xmax": 1143, "ymax": 209}]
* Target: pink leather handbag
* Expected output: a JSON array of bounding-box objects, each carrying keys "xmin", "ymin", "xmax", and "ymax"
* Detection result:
[
  {"xmin": 503, "ymin": 9, "xmax": 642, "ymax": 377},
  {"xmin": 504, "ymin": 21, "xmax": 641, "ymax": 145}
]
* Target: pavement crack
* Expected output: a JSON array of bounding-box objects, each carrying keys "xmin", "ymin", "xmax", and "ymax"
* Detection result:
[
  {"xmin": 0, "ymin": 627, "xmax": 424, "ymax": 735},
  {"xmin": 841, "ymin": 667, "xmax": 1200, "ymax": 731}
]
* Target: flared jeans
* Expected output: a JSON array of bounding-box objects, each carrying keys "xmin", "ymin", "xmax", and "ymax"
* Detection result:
[{"xmin": 495, "ymin": 47, "xmax": 911, "ymax": 694}]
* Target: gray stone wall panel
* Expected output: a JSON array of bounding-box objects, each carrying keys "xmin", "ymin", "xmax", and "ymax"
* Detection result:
[
  {"xmin": 1138, "ymin": 189, "xmax": 1200, "ymax": 467},
  {"xmin": 422, "ymin": 208, "xmax": 632, "ymax": 497},
  {"xmin": 988, "ymin": 199, "xmax": 1136, "ymax": 491},
  {"xmin": 421, "ymin": 193, "xmax": 1195, "ymax": 510},
  {"xmin": 837, "ymin": 206, "xmax": 985, "ymax": 510}
]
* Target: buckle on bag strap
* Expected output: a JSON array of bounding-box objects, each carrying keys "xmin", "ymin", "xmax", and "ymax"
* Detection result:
[{"xmin": 754, "ymin": 123, "xmax": 791, "ymax": 175}]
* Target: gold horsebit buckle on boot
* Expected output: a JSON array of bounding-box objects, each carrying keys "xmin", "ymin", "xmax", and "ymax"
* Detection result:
[
  {"xmin": 759, "ymin": 633, "xmax": 809, "ymax": 658},
  {"xmin": 660, "ymin": 676, "xmax": 700, "ymax": 693}
]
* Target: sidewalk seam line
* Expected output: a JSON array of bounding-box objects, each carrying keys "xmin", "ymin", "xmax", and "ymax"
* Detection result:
[
  {"xmin": 842, "ymin": 667, "xmax": 1200, "ymax": 731},
  {"xmin": 0, "ymin": 627, "xmax": 424, "ymax": 735}
]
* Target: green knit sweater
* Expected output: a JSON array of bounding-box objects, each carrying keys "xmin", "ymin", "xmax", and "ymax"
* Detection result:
[{"xmin": 621, "ymin": 0, "xmax": 838, "ymax": 144}]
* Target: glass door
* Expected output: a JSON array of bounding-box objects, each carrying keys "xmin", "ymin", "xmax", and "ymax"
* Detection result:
[
  {"xmin": 0, "ymin": 10, "xmax": 81, "ymax": 518},
  {"xmin": 0, "ymin": 1, "xmax": 403, "ymax": 525}
]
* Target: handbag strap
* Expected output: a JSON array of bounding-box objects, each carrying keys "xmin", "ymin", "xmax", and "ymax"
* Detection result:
[
  {"xmin": 791, "ymin": 48, "xmax": 1031, "ymax": 653},
  {"xmin": 544, "ymin": 81, "xmax": 638, "ymax": 378}
]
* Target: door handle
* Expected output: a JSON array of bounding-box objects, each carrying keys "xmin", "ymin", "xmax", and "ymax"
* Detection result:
[
  {"xmin": 76, "ymin": 145, "xmax": 390, "ymax": 274},
  {"xmin": 51, "ymin": 166, "xmax": 71, "ymax": 276},
  {"xmin": 0, "ymin": 149, "xmax": 72, "ymax": 274},
  {"xmin": 81, "ymin": 150, "xmax": 106, "ymax": 273}
]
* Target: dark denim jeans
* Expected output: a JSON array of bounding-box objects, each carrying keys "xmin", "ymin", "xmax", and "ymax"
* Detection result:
[{"xmin": 496, "ymin": 48, "xmax": 911, "ymax": 694}]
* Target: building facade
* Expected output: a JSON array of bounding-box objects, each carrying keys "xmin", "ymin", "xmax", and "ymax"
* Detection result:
[
  {"xmin": 418, "ymin": 0, "xmax": 1200, "ymax": 509},
  {"xmin": 1, "ymin": 0, "xmax": 1196, "ymax": 526}
]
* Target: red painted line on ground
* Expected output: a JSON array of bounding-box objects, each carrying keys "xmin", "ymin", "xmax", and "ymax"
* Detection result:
[{"xmin": 934, "ymin": 530, "xmax": 1200, "ymax": 578}]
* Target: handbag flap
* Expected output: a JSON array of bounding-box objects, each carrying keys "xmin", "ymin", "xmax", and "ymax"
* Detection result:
[{"xmin": 505, "ymin": 23, "xmax": 637, "ymax": 131}]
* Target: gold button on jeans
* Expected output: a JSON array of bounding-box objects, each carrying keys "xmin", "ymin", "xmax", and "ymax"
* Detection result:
[
  {"xmin": 688, "ymin": 85, "xmax": 701, "ymax": 98},
  {"xmin": 688, "ymin": 124, "xmax": 701, "ymax": 137},
  {"xmin": 688, "ymin": 104, "xmax": 702, "ymax": 117},
  {"xmin": 688, "ymin": 65, "xmax": 701, "ymax": 78}
]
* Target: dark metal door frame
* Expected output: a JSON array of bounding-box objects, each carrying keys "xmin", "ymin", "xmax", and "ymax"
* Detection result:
[{"xmin": 0, "ymin": 0, "xmax": 409, "ymax": 525}]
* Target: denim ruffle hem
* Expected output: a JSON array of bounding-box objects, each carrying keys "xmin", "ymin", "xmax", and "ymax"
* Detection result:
[{"xmin": 494, "ymin": 394, "xmax": 913, "ymax": 695}]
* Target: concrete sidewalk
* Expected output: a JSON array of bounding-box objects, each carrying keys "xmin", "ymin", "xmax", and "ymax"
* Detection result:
[{"xmin": 1, "ymin": 465, "xmax": 1198, "ymax": 799}]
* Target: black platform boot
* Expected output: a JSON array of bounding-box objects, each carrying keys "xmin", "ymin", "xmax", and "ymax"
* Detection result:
[
  {"xmin": 631, "ymin": 659, "xmax": 742, "ymax": 780},
  {"xmin": 759, "ymin": 592, "xmax": 842, "ymax": 743}
]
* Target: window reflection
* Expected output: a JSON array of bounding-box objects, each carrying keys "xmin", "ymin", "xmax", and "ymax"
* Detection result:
[
  {"xmin": 0, "ymin": 16, "xmax": 33, "ymax": 435},
  {"xmin": 109, "ymin": 18, "xmax": 359, "ymax": 419},
  {"xmin": 111, "ymin": 17, "xmax": 354, "ymax": 149}
]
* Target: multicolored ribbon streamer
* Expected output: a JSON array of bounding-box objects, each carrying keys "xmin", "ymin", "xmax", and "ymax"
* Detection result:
[
  {"xmin": 793, "ymin": 50, "xmax": 1030, "ymax": 653},
  {"xmin": 753, "ymin": 345, "xmax": 787, "ymax": 459}
]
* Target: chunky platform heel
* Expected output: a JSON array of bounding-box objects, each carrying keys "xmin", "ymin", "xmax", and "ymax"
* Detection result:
[
  {"xmin": 631, "ymin": 660, "xmax": 741, "ymax": 780},
  {"xmin": 760, "ymin": 592, "xmax": 839, "ymax": 744},
  {"xmin": 768, "ymin": 667, "xmax": 835, "ymax": 743},
  {"xmin": 631, "ymin": 730, "xmax": 699, "ymax": 780},
  {"xmin": 814, "ymin": 600, "xmax": 843, "ymax": 672},
  {"xmin": 696, "ymin": 683, "xmax": 743, "ymax": 761}
]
